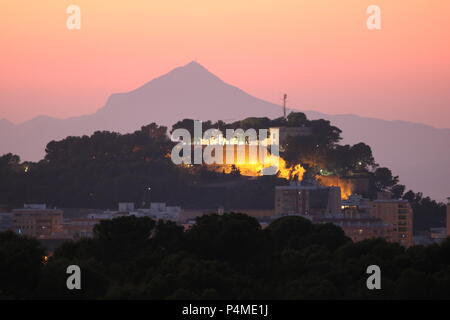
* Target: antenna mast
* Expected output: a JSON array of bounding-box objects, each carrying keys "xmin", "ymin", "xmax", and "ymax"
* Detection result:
[{"xmin": 283, "ymin": 94, "xmax": 287, "ymax": 119}]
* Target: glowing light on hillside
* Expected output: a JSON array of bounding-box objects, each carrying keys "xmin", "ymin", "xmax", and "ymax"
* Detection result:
[
  {"xmin": 216, "ymin": 151, "xmax": 305, "ymax": 181},
  {"xmin": 317, "ymin": 175, "xmax": 354, "ymax": 200}
]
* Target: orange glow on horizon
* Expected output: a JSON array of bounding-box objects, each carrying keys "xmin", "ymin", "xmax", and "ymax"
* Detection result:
[{"xmin": 1, "ymin": 1, "xmax": 449, "ymax": 128}]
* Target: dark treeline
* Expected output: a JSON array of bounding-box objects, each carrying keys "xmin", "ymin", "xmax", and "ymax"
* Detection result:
[
  {"xmin": 0, "ymin": 123, "xmax": 278, "ymax": 210},
  {"xmin": 0, "ymin": 113, "xmax": 445, "ymax": 230},
  {"xmin": 1, "ymin": 214, "xmax": 450, "ymax": 300}
]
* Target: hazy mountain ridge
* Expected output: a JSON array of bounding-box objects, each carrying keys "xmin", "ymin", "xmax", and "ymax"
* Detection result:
[
  {"xmin": 1, "ymin": 62, "xmax": 449, "ymax": 201},
  {"xmin": 303, "ymin": 111, "xmax": 450, "ymax": 201}
]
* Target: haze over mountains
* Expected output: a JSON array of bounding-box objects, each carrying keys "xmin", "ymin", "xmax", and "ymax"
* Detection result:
[{"xmin": 1, "ymin": 62, "xmax": 449, "ymax": 201}]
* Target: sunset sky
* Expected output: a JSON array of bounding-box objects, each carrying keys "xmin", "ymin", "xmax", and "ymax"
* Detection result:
[{"xmin": 1, "ymin": 0, "xmax": 449, "ymax": 128}]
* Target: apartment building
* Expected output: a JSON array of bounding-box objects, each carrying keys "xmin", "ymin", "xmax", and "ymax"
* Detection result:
[
  {"xmin": 12, "ymin": 204, "xmax": 63, "ymax": 238},
  {"xmin": 275, "ymin": 181, "xmax": 341, "ymax": 216},
  {"xmin": 371, "ymin": 196, "xmax": 414, "ymax": 247}
]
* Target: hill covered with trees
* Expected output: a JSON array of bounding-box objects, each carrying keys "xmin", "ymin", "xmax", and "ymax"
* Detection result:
[{"xmin": 0, "ymin": 113, "xmax": 445, "ymax": 230}]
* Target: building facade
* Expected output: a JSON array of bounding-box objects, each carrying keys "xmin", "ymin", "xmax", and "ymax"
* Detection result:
[
  {"xmin": 12, "ymin": 204, "xmax": 63, "ymax": 238},
  {"xmin": 269, "ymin": 126, "xmax": 312, "ymax": 146},
  {"xmin": 371, "ymin": 198, "xmax": 414, "ymax": 247},
  {"xmin": 275, "ymin": 182, "xmax": 341, "ymax": 216},
  {"xmin": 62, "ymin": 218, "xmax": 101, "ymax": 239},
  {"xmin": 274, "ymin": 188, "xmax": 414, "ymax": 246},
  {"xmin": 315, "ymin": 216, "xmax": 390, "ymax": 243},
  {"xmin": 0, "ymin": 212, "xmax": 13, "ymax": 232}
]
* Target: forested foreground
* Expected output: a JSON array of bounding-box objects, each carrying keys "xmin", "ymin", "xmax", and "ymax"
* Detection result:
[{"xmin": 1, "ymin": 214, "xmax": 450, "ymax": 300}]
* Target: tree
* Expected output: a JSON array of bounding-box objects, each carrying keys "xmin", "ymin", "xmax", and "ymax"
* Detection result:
[
  {"xmin": 93, "ymin": 216, "xmax": 156, "ymax": 263},
  {"xmin": 185, "ymin": 213, "xmax": 263, "ymax": 263},
  {"xmin": 266, "ymin": 216, "xmax": 314, "ymax": 250},
  {"xmin": 308, "ymin": 223, "xmax": 351, "ymax": 251},
  {"xmin": 286, "ymin": 112, "xmax": 307, "ymax": 126},
  {"xmin": 373, "ymin": 167, "xmax": 398, "ymax": 191},
  {"xmin": 402, "ymin": 190, "xmax": 446, "ymax": 231},
  {"xmin": 0, "ymin": 231, "xmax": 45, "ymax": 298},
  {"xmin": 349, "ymin": 143, "xmax": 376, "ymax": 169},
  {"xmin": 391, "ymin": 184, "xmax": 406, "ymax": 199}
]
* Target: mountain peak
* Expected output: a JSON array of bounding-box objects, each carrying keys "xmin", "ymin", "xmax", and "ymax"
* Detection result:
[
  {"xmin": 132, "ymin": 61, "xmax": 224, "ymax": 93},
  {"xmin": 184, "ymin": 60, "xmax": 205, "ymax": 69},
  {"xmin": 171, "ymin": 60, "xmax": 219, "ymax": 79}
]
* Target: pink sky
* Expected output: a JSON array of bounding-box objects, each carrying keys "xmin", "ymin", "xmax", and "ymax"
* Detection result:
[{"xmin": 1, "ymin": 0, "xmax": 449, "ymax": 128}]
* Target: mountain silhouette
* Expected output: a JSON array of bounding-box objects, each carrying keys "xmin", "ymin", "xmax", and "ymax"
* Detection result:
[
  {"xmin": 1, "ymin": 61, "xmax": 449, "ymax": 201},
  {"xmin": 94, "ymin": 61, "xmax": 282, "ymax": 131}
]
